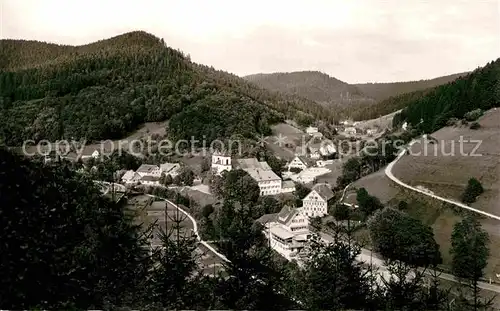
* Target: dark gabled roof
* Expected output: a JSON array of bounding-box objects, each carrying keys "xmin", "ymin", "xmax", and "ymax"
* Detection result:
[
  {"xmin": 256, "ymin": 213, "xmax": 278, "ymax": 225},
  {"xmin": 311, "ymin": 183, "xmax": 334, "ymax": 201},
  {"xmin": 277, "ymin": 205, "xmax": 300, "ymax": 225},
  {"xmin": 296, "ymin": 155, "xmax": 314, "ymax": 166}
]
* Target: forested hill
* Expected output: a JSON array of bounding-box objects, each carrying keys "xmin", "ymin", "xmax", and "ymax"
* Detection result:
[
  {"xmin": 353, "ymin": 72, "xmax": 468, "ymax": 102},
  {"xmin": 244, "ymin": 71, "xmax": 374, "ymax": 106},
  {"xmin": 384, "ymin": 59, "xmax": 500, "ymax": 132},
  {"xmin": 0, "ymin": 31, "xmax": 333, "ymax": 146}
]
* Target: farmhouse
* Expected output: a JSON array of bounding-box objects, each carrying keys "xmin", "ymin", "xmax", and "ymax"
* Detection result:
[
  {"xmin": 121, "ymin": 170, "xmax": 142, "ymax": 184},
  {"xmin": 302, "ymin": 183, "xmax": 334, "ymax": 217},
  {"xmin": 287, "ymin": 156, "xmax": 313, "ymax": 171},
  {"xmin": 160, "ymin": 162, "xmax": 181, "ymax": 177},
  {"xmin": 136, "ymin": 164, "xmax": 161, "ymax": 178},
  {"xmin": 291, "ymin": 167, "xmax": 330, "ymax": 184},
  {"xmin": 211, "ymin": 151, "xmax": 232, "ymax": 176},
  {"xmin": 366, "ymin": 128, "xmax": 378, "ymax": 136},
  {"xmin": 281, "ymin": 180, "xmax": 296, "ymax": 194},
  {"xmin": 306, "ymin": 126, "xmax": 319, "ymax": 135},
  {"xmin": 257, "ymin": 206, "xmax": 311, "ymax": 260},
  {"xmin": 236, "ymin": 158, "xmax": 282, "ymax": 196},
  {"xmin": 402, "ymin": 122, "xmax": 408, "ymax": 131}
]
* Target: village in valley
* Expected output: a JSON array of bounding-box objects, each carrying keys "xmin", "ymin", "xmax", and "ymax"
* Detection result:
[{"xmin": 65, "ymin": 118, "xmax": 388, "ymax": 268}]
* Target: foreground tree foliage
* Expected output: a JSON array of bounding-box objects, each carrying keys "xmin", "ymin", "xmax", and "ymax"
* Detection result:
[
  {"xmin": 0, "ymin": 148, "xmax": 151, "ymax": 309},
  {"xmin": 450, "ymin": 216, "xmax": 493, "ymax": 310}
]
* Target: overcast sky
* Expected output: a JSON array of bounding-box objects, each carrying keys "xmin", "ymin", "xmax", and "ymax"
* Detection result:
[{"xmin": 2, "ymin": 0, "xmax": 499, "ymax": 83}]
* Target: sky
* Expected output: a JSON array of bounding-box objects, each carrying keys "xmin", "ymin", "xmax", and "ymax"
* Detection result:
[{"xmin": 1, "ymin": 0, "xmax": 499, "ymax": 83}]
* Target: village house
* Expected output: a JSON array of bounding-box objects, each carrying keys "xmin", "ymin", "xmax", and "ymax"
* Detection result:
[
  {"xmin": 287, "ymin": 155, "xmax": 313, "ymax": 171},
  {"xmin": 402, "ymin": 122, "xmax": 408, "ymax": 131},
  {"xmin": 344, "ymin": 127, "xmax": 357, "ymax": 136},
  {"xmin": 366, "ymin": 128, "xmax": 378, "ymax": 136},
  {"xmin": 306, "ymin": 126, "xmax": 319, "ymax": 136},
  {"xmin": 140, "ymin": 175, "xmax": 161, "ymax": 186},
  {"xmin": 211, "ymin": 151, "xmax": 232, "ymax": 176},
  {"xmin": 281, "ymin": 180, "xmax": 296, "ymax": 194},
  {"xmin": 307, "ymin": 145, "xmax": 322, "ymax": 159},
  {"xmin": 160, "ymin": 162, "xmax": 181, "ymax": 177},
  {"xmin": 302, "ymin": 183, "xmax": 334, "ymax": 217},
  {"xmin": 121, "ymin": 170, "xmax": 142, "ymax": 184},
  {"xmin": 236, "ymin": 158, "xmax": 282, "ymax": 196},
  {"xmin": 257, "ymin": 206, "xmax": 311, "ymax": 260},
  {"xmin": 136, "ymin": 164, "xmax": 161, "ymax": 178},
  {"xmin": 291, "ymin": 167, "xmax": 330, "ymax": 184}
]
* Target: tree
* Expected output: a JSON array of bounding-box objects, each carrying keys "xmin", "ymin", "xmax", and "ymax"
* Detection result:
[
  {"xmin": 290, "ymin": 167, "xmax": 302, "ymax": 174},
  {"xmin": 0, "ymin": 148, "xmax": 151, "ymax": 309},
  {"xmin": 293, "ymin": 232, "xmax": 371, "ymax": 310},
  {"xmin": 337, "ymin": 157, "xmax": 362, "ymax": 187},
  {"xmin": 179, "ymin": 167, "xmax": 195, "ymax": 186},
  {"xmin": 461, "ymin": 178, "xmax": 484, "ymax": 204},
  {"xmin": 222, "ymin": 169, "xmax": 260, "ymax": 206},
  {"xmin": 200, "ymin": 157, "xmax": 211, "ymax": 173},
  {"xmin": 332, "ymin": 203, "xmax": 350, "ymax": 220},
  {"xmin": 368, "ymin": 208, "xmax": 441, "ymax": 267},
  {"xmin": 356, "ymin": 188, "xmax": 383, "ymax": 218},
  {"xmin": 214, "ymin": 201, "xmax": 296, "ymax": 309},
  {"xmin": 164, "ymin": 174, "xmax": 173, "ymax": 186},
  {"xmin": 173, "ymin": 175, "xmax": 182, "ymax": 186},
  {"xmin": 209, "ymin": 174, "xmax": 224, "ymax": 198},
  {"xmin": 450, "ymin": 216, "xmax": 492, "ymax": 310}
]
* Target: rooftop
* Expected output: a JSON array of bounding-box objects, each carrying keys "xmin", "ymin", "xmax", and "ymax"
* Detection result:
[
  {"xmin": 137, "ymin": 164, "xmax": 160, "ymax": 173},
  {"xmin": 236, "ymin": 158, "xmax": 261, "ymax": 169},
  {"xmin": 271, "ymin": 226, "xmax": 294, "ymax": 240},
  {"xmin": 245, "ymin": 167, "xmax": 280, "ymax": 182},
  {"xmin": 160, "ymin": 162, "xmax": 180, "ymax": 174},
  {"xmin": 311, "ymin": 183, "xmax": 334, "ymax": 201},
  {"xmin": 141, "ymin": 176, "xmax": 160, "ymax": 182}
]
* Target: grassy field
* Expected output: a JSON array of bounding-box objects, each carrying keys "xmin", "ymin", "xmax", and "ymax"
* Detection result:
[{"xmin": 344, "ymin": 109, "xmax": 500, "ymax": 281}]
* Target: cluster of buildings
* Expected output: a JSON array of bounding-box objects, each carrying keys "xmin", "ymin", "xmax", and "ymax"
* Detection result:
[
  {"xmin": 121, "ymin": 162, "xmax": 181, "ymax": 186},
  {"xmin": 211, "ymin": 152, "xmax": 294, "ymax": 196},
  {"xmin": 257, "ymin": 183, "xmax": 335, "ymax": 260}
]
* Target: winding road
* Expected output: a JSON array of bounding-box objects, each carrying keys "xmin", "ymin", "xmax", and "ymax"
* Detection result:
[{"xmin": 385, "ymin": 139, "xmax": 500, "ymax": 221}]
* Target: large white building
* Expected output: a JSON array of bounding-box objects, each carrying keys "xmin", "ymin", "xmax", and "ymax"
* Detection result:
[
  {"xmin": 236, "ymin": 158, "xmax": 282, "ymax": 196},
  {"xmin": 257, "ymin": 206, "xmax": 311, "ymax": 260},
  {"xmin": 302, "ymin": 183, "xmax": 334, "ymax": 217},
  {"xmin": 211, "ymin": 151, "xmax": 232, "ymax": 176},
  {"xmin": 136, "ymin": 164, "xmax": 161, "ymax": 178}
]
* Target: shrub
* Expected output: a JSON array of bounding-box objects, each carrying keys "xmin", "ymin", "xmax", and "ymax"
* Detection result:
[
  {"xmin": 464, "ymin": 109, "xmax": 483, "ymax": 121},
  {"xmin": 469, "ymin": 122, "xmax": 481, "ymax": 130},
  {"xmin": 461, "ymin": 178, "xmax": 484, "ymax": 204},
  {"xmin": 447, "ymin": 118, "xmax": 459, "ymax": 126}
]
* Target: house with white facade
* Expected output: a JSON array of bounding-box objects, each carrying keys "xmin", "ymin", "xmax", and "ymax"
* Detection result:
[
  {"xmin": 140, "ymin": 175, "xmax": 161, "ymax": 186},
  {"xmin": 306, "ymin": 126, "xmax": 319, "ymax": 136},
  {"xmin": 344, "ymin": 127, "xmax": 357, "ymax": 136},
  {"xmin": 281, "ymin": 180, "xmax": 296, "ymax": 193},
  {"xmin": 121, "ymin": 170, "xmax": 142, "ymax": 184},
  {"xmin": 160, "ymin": 162, "xmax": 181, "ymax": 177},
  {"xmin": 91, "ymin": 150, "xmax": 100, "ymax": 159},
  {"xmin": 287, "ymin": 156, "xmax": 312, "ymax": 171},
  {"xmin": 307, "ymin": 146, "xmax": 321, "ymax": 159},
  {"xmin": 136, "ymin": 164, "xmax": 161, "ymax": 178},
  {"xmin": 237, "ymin": 158, "xmax": 282, "ymax": 196},
  {"xmin": 302, "ymin": 183, "xmax": 334, "ymax": 217},
  {"xmin": 211, "ymin": 151, "xmax": 232, "ymax": 176},
  {"xmin": 291, "ymin": 167, "xmax": 330, "ymax": 184},
  {"xmin": 366, "ymin": 128, "xmax": 378, "ymax": 136},
  {"xmin": 402, "ymin": 122, "xmax": 408, "ymax": 131},
  {"xmin": 257, "ymin": 206, "xmax": 311, "ymax": 260}
]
